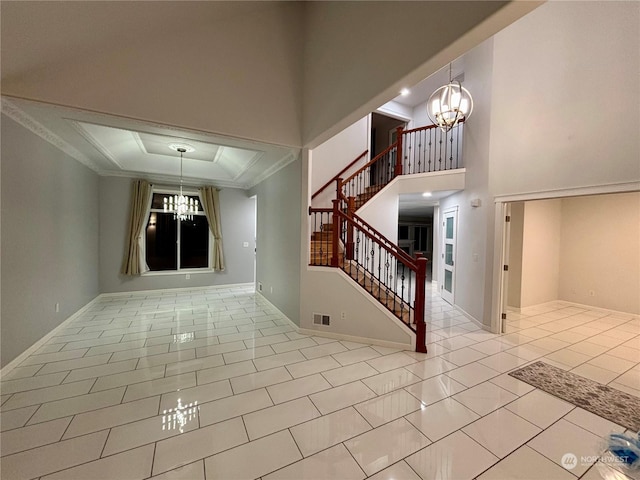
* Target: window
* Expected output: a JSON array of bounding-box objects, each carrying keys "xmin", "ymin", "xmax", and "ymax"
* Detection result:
[{"xmin": 145, "ymin": 191, "xmax": 210, "ymax": 272}]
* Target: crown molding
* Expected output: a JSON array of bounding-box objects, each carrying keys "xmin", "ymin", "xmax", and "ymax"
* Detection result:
[
  {"xmin": 1, "ymin": 97, "xmax": 100, "ymax": 173},
  {"xmin": 230, "ymin": 150, "xmax": 264, "ymax": 181},
  {"xmin": 246, "ymin": 149, "xmax": 300, "ymax": 189},
  {"xmin": 67, "ymin": 119, "xmax": 124, "ymax": 169},
  {"xmin": 98, "ymin": 169, "xmax": 244, "ymax": 189}
]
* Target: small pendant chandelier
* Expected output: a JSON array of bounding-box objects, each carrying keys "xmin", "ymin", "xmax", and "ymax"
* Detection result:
[
  {"xmin": 164, "ymin": 146, "xmax": 199, "ymax": 221},
  {"xmin": 427, "ymin": 63, "xmax": 473, "ymax": 132}
]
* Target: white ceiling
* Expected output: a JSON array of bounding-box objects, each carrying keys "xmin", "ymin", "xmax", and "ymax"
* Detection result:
[
  {"xmin": 391, "ymin": 58, "xmax": 466, "ymax": 109},
  {"xmin": 398, "ymin": 190, "xmax": 460, "ymax": 217},
  {"xmin": 2, "ymin": 96, "xmax": 298, "ymax": 189}
]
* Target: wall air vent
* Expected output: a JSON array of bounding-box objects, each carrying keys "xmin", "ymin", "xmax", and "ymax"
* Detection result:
[{"xmin": 313, "ymin": 313, "xmax": 330, "ymax": 326}]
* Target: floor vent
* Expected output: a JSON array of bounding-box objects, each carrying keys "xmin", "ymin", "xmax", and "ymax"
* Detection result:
[{"xmin": 313, "ymin": 313, "xmax": 330, "ymax": 326}]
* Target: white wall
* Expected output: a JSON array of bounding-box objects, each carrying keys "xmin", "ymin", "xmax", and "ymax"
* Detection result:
[
  {"xmin": 439, "ymin": 38, "xmax": 495, "ymax": 325},
  {"xmin": 299, "ymin": 269, "xmax": 413, "ymax": 348},
  {"xmin": 99, "ymin": 177, "xmax": 256, "ymax": 293},
  {"xmin": 520, "ymin": 199, "xmax": 562, "ymax": 307},
  {"xmin": 559, "ymin": 193, "xmax": 640, "ymax": 314},
  {"xmin": 311, "ymin": 116, "xmax": 369, "ymax": 208},
  {"xmin": 489, "ymin": 1, "xmax": 640, "ymax": 196},
  {"xmin": 1, "ymin": 116, "xmax": 100, "ymax": 367},
  {"xmin": 249, "ymin": 156, "xmax": 302, "ymax": 323},
  {"xmin": 433, "ymin": 1, "xmax": 640, "ymax": 326}
]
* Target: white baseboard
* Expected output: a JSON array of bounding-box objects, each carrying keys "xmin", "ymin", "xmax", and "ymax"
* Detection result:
[
  {"xmin": 297, "ymin": 327, "xmax": 413, "ymax": 350},
  {"xmin": 1, "ymin": 295, "xmax": 101, "ymax": 377},
  {"xmin": 529, "ymin": 299, "xmax": 638, "ymax": 318},
  {"xmin": 100, "ymin": 282, "xmax": 255, "ymax": 298},
  {"xmin": 256, "ymin": 291, "xmax": 414, "ymax": 350},
  {"xmin": 452, "ymin": 304, "xmax": 489, "ymax": 331}
]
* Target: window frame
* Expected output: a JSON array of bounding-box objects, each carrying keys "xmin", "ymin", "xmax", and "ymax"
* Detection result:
[{"xmin": 142, "ymin": 187, "xmax": 214, "ymax": 275}]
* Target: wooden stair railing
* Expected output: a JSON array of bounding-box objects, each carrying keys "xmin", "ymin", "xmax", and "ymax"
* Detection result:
[
  {"xmin": 309, "ymin": 199, "xmax": 427, "ymax": 353},
  {"xmin": 311, "ymin": 150, "xmax": 368, "ymax": 201}
]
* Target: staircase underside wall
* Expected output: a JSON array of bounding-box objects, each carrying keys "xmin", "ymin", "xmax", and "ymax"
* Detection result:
[{"xmin": 300, "ymin": 267, "xmax": 414, "ymax": 349}]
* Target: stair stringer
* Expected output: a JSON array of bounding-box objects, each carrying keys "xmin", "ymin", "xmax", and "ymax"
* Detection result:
[{"xmin": 300, "ymin": 266, "xmax": 415, "ymax": 350}]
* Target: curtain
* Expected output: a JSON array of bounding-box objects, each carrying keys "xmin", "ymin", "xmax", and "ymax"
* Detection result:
[
  {"xmin": 199, "ymin": 186, "xmax": 225, "ymax": 271},
  {"xmin": 120, "ymin": 179, "xmax": 153, "ymax": 275}
]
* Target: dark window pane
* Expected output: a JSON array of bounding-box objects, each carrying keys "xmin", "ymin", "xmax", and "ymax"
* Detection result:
[
  {"xmin": 180, "ymin": 216, "xmax": 209, "ymax": 268},
  {"xmin": 418, "ymin": 227, "xmax": 429, "ymax": 251},
  {"xmin": 399, "ymin": 225, "xmax": 409, "ymax": 239},
  {"xmin": 146, "ymin": 213, "xmax": 177, "ymax": 271}
]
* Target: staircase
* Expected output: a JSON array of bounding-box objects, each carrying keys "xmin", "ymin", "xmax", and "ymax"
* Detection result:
[
  {"xmin": 308, "ymin": 120, "xmax": 465, "ymax": 352},
  {"xmin": 354, "ymin": 184, "xmax": 384, "ymax": 209}
]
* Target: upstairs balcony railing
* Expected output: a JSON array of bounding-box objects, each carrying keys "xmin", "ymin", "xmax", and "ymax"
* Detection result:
[{"xmin": 339, "ymin": 120, "xmax": 464, "ymax": 208}]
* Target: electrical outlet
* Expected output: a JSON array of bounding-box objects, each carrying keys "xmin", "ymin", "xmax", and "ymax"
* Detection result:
[
  {"xmin": 55, "ymin": 303, "xmax": 59, "ymax": 313},
  {"xmin": 270, "ymin": 286, "xmax": 273, "ymax": 294},
  {"xmin": 186, "ymin": 274, "xmax": 191, "ymax": 280},
  {"xmin": 340, "ymin": 311, "xmax": 346, "ymax": 320},
  {"xmin": 589, "ymin": 290, "xmax": 595, "ymax": 297},
  {"xmin": 258, "ymin": 282, "xmax": 263, "ymax": 292}
]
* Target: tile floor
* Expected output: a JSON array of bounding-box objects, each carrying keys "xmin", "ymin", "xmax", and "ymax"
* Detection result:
[{"xmin": 1, "ymin": 284, "xmax": 639, "ymax": 479}]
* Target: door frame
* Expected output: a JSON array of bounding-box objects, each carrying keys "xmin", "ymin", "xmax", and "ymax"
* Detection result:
[
  {"xmin": 441, "ymin": 206, "xmax": 458, "ymax": 305},
  {"xmin": 490, "ymin": 181, "xmax": 640, "ymax": 334}
]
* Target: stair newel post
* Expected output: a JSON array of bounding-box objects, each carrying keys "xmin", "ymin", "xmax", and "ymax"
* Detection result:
[
  {"xmin": 395, "ymin": 126, "xmax": 404, "ymax": 177},
  {"xmin": 335, "ymin": 177, "xmax": 343, "ymax": 207},
  {"xmin": 331, "ymin": 199, "xmax": 340, "ymax": 267},
  {"xmin": 346, "ymin": 196, "xmax": 356, "ymax": 260},
  {"xmin": 414, "ymin": 253, "xmax": 428, "ymax": 353}
]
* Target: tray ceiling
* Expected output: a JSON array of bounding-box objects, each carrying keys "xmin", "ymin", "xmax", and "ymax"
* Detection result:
[{"xmin": 1, "ymin": 96, "xmax": 298, "ymax": 189}]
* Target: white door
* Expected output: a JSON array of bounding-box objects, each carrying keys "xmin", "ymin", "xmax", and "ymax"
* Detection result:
[{"xmin": 441, "ymin": 207, "xmax": 458, "ymax": 304}]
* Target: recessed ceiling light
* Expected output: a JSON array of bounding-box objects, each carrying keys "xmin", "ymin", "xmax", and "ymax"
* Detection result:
[
  {"xmin": 400, "ymin": 88, "xmax": 410, "ymax": 96},
  {"xmin": 168, "ymin": 143, "xmax": 195, "ymax": 153},
  {"xmin": 422, "ymin": 192, "xmax": 432, "ymax": 197}
]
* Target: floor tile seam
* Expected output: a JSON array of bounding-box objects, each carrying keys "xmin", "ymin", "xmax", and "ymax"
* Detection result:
[
  {"xmin": 61, "ymin": 397, "xmax": 163, "ymax": 441},
  {"xmin": 0, "ymin": 371, "xmax": 73, "ymax": 394},
  {"xmin": 524, "ymin": 415, "xmax": 610, "ymax": 475},
  {"xmin": 579, "ymin": 344, "xmax": 640, "ymax": 376},
  {"xmin": 454, "ymin": 429, "xmax": 502, "ymax": 476},
  {"xmin": 0, "ymin": 424, "xmax": 110, "ymax": 465},
  {"xmin": 4, "ymin": 374, "xmax": 99, "ymax": 412},
  {"xmin": 449, "ymin": 382, "xmax": 519, "ymax": 417},
  {"xmin": 239, "ymin": 398, "xmax": 323, "ymax": 441},
  {"xmin": 86, "ymin": 368, "xmax": 168, "ymax": 393},
  {"xmin": 0, "ymin": 416, "xmax": 73, "ymax": 458},
  {"xmin": 45, "ymin": 435, "xmax": 156, "ymax": 480},
  {"xmin": 340, "ymin": 437, "xmax": 369, "ymax": 478},
  {"xmin": 22, "ymin": 388, "xmax": 129, "ymax": 427},
  {"xmin": 606, "ymin": 365, "xmax": 640, "ymax": 388}
]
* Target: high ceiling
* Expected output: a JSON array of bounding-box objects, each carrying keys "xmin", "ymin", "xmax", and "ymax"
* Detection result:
[{"xmin": 1, "ymin": 1, "xmax": 536, "ymax": 189}]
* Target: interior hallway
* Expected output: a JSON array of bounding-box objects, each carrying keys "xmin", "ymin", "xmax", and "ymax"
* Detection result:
[{"xmin": 0, "ymin": 284, "xmax": 638, "ymax": 479}]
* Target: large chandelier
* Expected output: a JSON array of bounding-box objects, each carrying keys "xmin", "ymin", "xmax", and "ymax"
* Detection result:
[
  {"xmin": 164, "ymin": 146, "xmax": 199, "ymax": 221},
  {"xmin": 427, "ymin": 64, "xmax": 473, "ymax": 132}
]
